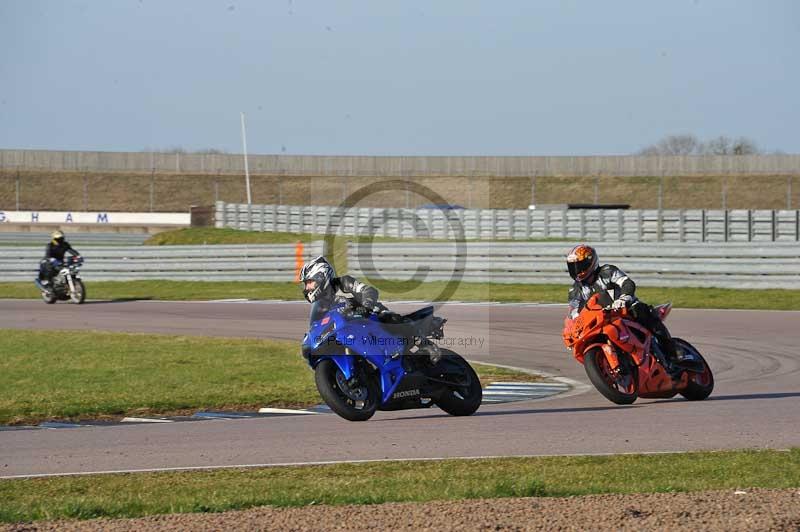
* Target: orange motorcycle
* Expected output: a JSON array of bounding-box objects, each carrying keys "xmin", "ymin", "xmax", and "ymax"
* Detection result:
[{"xmin": 562, "ymin": 293, "xmax": 714, "ymax": 405}]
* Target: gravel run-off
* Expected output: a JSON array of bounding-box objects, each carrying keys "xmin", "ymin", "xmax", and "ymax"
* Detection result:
[{"xmin": 3, "ymin": 488, "xmax": 799, "ymax": 531}]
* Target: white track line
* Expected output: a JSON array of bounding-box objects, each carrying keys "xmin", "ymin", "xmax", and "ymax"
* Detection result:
[{"xmin": 5, "ymin": 449, "xmax": 788, "ymax": 480}]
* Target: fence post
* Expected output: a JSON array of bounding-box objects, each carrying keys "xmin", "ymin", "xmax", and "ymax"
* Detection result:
[
  {"xmin": 83, "ymin": 175, "xmax": 89, "ymax": 211},
  {"xmin": 796, "ymin": 210, "xmax": 799, "ymax": 241},
  {"xmin": 599, "ymin": 210, "xmax": 606, "ymax": 240},
  {"xmin": 543, "ymin": 210, "xmax": 549, "ymax": 239},
  {"xmin": 508, "ymin": 208, "xmax": 514, "ymax": 239},
  {"xmin": 657, "ymin": 210, "xmax": 663, "ymax": 242},
  {"xmin": 771, "ymin": 210, "xmax": 777, "ymax": 241},
  {"xmin": 271, "ymin": 205, "xmax": 278, "ymax": 232},
  {"xmin": 490, "ymin": 209, "xmax": 497, "ymax": 240},
  {"xmin": 637, "ymin": 210, "xmax": 643, "ymax": 241},
  {"xmin": 579, "ymin": 209, "xmax": 586, "ymax": 240},
  {"xmin": 149, "ymin": 168, "xmax": 155, "ymax": 212},
  {"xmin": 260, "ymin": 204, "xmax": 266, "ymax": 232},
  {"xmin": 722, "ymin": 209, "xmax": 730, "ymax": 242},
  {"xmin": 15, "ymin": 170, "xmax": 20, "ymax": 210},
  {"xmin": 701, "ymin": 210, "xmax": 706, "ymax": 242},
  {"xmin": 679, "ymin": 209, "xmax": 685, "ymax": 242},
  {"xmin": 526, "ymin": 207, "xmax": 532, "ymax": 239},
  {"xmin": 747, "ymin": 209, "xmax": 753, "ymax": 242}
]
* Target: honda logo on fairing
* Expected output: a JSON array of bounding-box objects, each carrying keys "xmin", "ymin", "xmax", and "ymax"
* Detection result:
[{"xmin": 392, "ymin": 389, "xmax": 420, "ymax": 399}]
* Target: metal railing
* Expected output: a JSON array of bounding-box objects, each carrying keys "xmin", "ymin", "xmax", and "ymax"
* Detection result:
[
  {"xmin": 0, "ymin": 243, "xmax": 323, "ymax": 282},
  {"xmin": 216, "ymin": 202, "xmax": 800, "ymax": 242},
  {"xmin": 347, "ymin": 241, "xmax": 800, "ymax": 289}
]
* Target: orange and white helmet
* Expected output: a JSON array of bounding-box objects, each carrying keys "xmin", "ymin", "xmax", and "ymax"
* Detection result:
[{"xmin": 567, "ymin": 244, "xmax": 598, "ymax": 282}]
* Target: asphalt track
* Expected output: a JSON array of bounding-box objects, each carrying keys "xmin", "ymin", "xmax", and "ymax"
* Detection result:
[{"xmin": 1, "ymin": 299, "xmax": 799, "ymax": 478}]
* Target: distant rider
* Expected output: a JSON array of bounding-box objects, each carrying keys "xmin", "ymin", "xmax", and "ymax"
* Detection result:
[
  {"xmin": 39, "ymin": 230, "xmax": 80, "ymax": 286},
  {"xmin": 565, "ymin": 244, "xmax": 682, "ymax": 378},
  {"xmin": 299, "ymin": 256, "xmax": 439, "ymax": 362}
]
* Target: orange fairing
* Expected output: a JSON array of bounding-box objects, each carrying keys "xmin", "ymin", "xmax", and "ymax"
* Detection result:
[{"xmin": 565, "ymin": 293, "xmax": 694, "ymax": 401}]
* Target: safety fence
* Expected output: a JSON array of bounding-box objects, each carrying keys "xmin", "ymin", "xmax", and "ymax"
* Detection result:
[
  {"xmin": 3, "ymin": 149, "xmax": 799, "ymax": 176},
  {"xmin": 0, "ymin": 243, "xmax": 323, "ymax": 282},
  {"xmin": 0, "ymin": 232, "xmax": 149, "ymax": 246},
  {"xmin": 347, "ymin": 242, "xmax": 800, "ymax": 289},
  {"xmin": 216, "ymin": 202, "xmax": 800, "ymax": 242}
]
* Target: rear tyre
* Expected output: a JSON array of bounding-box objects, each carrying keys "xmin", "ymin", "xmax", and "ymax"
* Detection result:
[
  {"xmin": 675, "ymin": 338, "xmax": 714, "ymax": 401},
  {"xmin": 584, "ymin": 348, "xmax": 638, "ymax": 405},
  {"xmin": 434, "ymin": 350, "xmax": 482, "ymax": 416},
  {"xmin": 314, "ymin": 359, "xmax": 378, "ymax": 421},
  {"xmin": 70, "ymin": 279, "xmax": 86, "ymax": 304}
]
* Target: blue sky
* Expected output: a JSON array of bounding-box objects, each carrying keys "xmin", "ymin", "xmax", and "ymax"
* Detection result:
[{"xmin": 1, "ymin": 0, "xmax": 797, "ymax": 155}]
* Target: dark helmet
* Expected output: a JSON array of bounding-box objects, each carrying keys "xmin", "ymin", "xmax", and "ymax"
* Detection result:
[
  {"xmin": 567, "ymin": 244, "xmax": 599, "ymax": 282},
  {"xmin": 51, "ymin": 230, "xmax": 65, "ymax": 245},
  {"xmin": 299, "ymin": 256, "xmax": 336, "ymax": 303}
]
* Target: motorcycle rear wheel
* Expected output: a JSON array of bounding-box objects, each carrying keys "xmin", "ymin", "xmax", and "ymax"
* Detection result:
[
  {"xmin": 584, "ymin": 348, "xmax": 638, "ymax": 405},
  {"xmin": 314, "ymin": 359, "xmax": 378, "ymax": 421},
  {"xmin": 674, "ymin": 338, "xmax": 714, "ymax": 401},
  {"xmin": 70, "ymin": 279, "xmax": 86, "ymax": 304},
  {"xmin": 433, "ymin": 349, "xmax": 482, "ymax": 416}
]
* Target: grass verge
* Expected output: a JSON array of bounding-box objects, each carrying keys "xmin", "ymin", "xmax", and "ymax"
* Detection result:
[
  {"xmin": 0, "ymin": 449, "xmax": 797, "ymax": 523},
  {"xmin": 2, "ymin": 280, "xmax": 799, "ymax": 310},
  {"xmin": 0, "ymin": 330, "xmax": 538, "ymax": 425}
]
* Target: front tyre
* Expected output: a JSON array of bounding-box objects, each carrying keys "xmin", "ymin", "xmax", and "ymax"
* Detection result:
[
  {"xmin": 675, "ymin": 338, "xmax": 714, "ymax": 401},
  {"xmin": 434, "ymin": 350, "xmax": 482, "ymax": 416},
  {"xmin": 314, "ymin": 359, "xmax": 378, "ymax": 421},
  {"xmin": 584, "ymin": 348, "xmax": 638, "ymax": 405},
  {"xmin": 70, "ymin": 279, "xmax": 86, "ymax": 304},
  {"xmin": 41, "ymin": 289, "xmax": 56, "ymax": 304}
]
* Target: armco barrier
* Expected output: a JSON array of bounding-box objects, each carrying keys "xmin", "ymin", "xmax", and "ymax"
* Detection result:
[
  {"xmin": 0, "ymin": 243, "xmax": 324, "ymax": 282},
  {"xmin": 216, "ymin": 202, "xmax": 800, "ymax": 243},
  {"xmin": 347, "ymin": 242, "xmax": 800, "ymax": 289}
]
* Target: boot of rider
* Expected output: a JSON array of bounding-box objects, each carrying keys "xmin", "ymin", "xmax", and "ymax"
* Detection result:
[{"xmin": 652, "ymin": 323, "xmax": 681, "ymax": 378}]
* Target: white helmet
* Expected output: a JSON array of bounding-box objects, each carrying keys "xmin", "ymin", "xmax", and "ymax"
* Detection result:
[{"xmin": 299, "ymin": 256, "xmax": 335, "ymax": 303}]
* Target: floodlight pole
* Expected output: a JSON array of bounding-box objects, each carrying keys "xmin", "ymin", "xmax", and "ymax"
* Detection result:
[{"xmin": 240, "ymin": 112, "xmax": 252, "ymax": 204}]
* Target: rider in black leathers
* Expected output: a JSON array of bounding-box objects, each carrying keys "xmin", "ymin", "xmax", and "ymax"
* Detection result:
[
  {"xmin": 566, "ymin": 244, "xmax": 682, "ymax": 378},
  {"xmin": 39, "ymin": 230, "xmax": 80, "ymax": 286},
  {"xmin": 299, "ymin": 256, "xmax": 438, "ymax": 361}
]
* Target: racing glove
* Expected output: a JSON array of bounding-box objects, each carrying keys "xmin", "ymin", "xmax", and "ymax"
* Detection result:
[{"xmin": 611, "ymin": 295, "xmax": 632, "ymax": 310}]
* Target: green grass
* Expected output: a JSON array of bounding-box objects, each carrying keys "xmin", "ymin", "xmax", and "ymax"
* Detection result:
[
  {"xmin": 0, "ymin": 330, "xmax": 537, "ymax": 425},
  {"xmin": 0, "ymin": 330, "xmax": 316, "ymax": 425},
  {"xmin": 2, "ymin": 280, "xmax": 799, "ymax": 310},
  {"xmin": 1, "ymin": 449, "xmax": 797, "ymax": 523}
]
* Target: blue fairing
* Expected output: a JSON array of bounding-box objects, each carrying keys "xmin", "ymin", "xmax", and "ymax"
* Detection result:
[{"xmin": 303, "ymin": 302, "xmax": 409, "ymax": 404}]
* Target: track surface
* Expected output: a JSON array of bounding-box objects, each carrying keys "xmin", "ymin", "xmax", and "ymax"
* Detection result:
[{"xmin": 1, "ymin": 299, "xmax": 799, "ymax": 478}]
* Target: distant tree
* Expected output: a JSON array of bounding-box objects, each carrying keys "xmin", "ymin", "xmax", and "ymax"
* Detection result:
[
  {"xmin": 638, "ymin": 134, "xmax": 702, "ymax": 156},
  {"xmin": 194, "ymin": 148, "xmax": 228, "ymax": 154},
  {"xmin": 639, "ymin": 134, "xmax": 761, "ymax": 156}
]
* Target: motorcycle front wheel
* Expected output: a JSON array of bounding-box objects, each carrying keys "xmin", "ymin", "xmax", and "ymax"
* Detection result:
[
  {"xmin": 584, "ymin": 347, "xmax": 638, "ymax": 405},
  {"xmin": 314, "ymin": 359, "xmax": 378, "ymax": 421},
  {"xmin": 41, "ymin": 289, "xmax": 57, "ymax": 304},
  {"xmin": 70, "ymin": 279, "xmax": 86, "ymax": 304}
]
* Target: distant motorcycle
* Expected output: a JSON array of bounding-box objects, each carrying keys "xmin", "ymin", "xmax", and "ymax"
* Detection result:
[
  {"xmin": 302, "ymin": 301, "xmax": 482, "ymax": 421},
  {"xmin": 562, "ymin": 293, "xmax": 713, "ymax": 404},
  {"xmin": 35, "ymin": 256, "xmax": 86, "ymax": 304}
]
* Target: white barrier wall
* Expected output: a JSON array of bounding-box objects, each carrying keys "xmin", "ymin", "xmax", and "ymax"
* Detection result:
[
  {"xmin": 0, "ymin": 211, "xmax": 190, "ymax": 225},
  {"xmin": 216, "ymin": 202, "xmax": 800, "ymax": 243},
  {"xmin": 348, "ymin": 241, "xmax": 800, "ymax": 289}
]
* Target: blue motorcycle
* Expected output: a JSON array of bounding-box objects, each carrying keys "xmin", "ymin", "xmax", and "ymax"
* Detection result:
[{"xmin": 302, "ymin": 301, "xmax": 482, "ymax": 421}]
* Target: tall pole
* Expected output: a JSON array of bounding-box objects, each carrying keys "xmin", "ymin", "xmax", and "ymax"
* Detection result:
[{"xmin": 240, "ymin": 112, "xmax": 252, "ymax": 204}]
